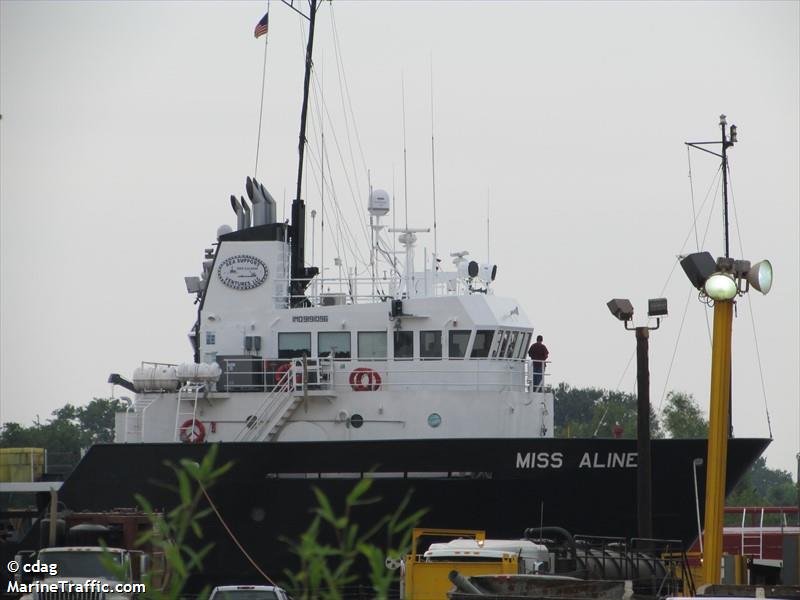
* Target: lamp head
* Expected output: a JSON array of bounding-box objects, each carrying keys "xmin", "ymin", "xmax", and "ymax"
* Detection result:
[
  {"xmin": 704, "ymin": 273, "xmax": 738, "ymax": 301},
  {"xmin": 647, "ymin": 298, "xmax": 668, "ymax": 318},
  {"xmin": 607, "ymin": 298, "xmax": 634, "ymax": 322},
  {"xmin": 680, "ymin": 252, "xmax": 717, "ymax": 290},
  {"xmin": 747, "ymin": 260, "xmax": 773, "ymax": 294}
]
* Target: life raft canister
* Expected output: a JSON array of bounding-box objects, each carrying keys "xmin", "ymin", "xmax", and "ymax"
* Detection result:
[
  {"xmin": 179, "ymin": 418, "xmax": 206, "ymax": 443},
  {"xmin": 349, "ymin": 367, "xmax": 382, "ymax": 392}
]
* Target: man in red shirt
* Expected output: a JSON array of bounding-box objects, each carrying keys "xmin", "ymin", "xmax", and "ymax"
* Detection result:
[{"xmin": 528, "ymin": 335, "xmax": 549, "ymax": 390}]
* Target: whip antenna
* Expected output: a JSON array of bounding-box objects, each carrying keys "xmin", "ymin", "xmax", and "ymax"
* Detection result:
[
  {"xmin": 402, "ymin": 72, "xmax": 409, "ymax": 232},
  {"xmin": 253, "ymin": 1, "xmax": 271, "ymax": 178},
  {"xmin": 430, "ymin": 54, "xmax": 438, "ymax": 267}
]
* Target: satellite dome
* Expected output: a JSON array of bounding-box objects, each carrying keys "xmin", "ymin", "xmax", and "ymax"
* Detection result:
[
  {"xmin": 368, "ymin": 189, "xmax": 390, "ymax": 216},
  {"xmin": 217, "ymin": 224, "xmax": 233, "ymax": 239}
]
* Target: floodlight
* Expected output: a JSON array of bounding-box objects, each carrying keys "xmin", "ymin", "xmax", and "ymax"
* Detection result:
[
  {"xmin": 648, "ymin": 298, "xmax": 668, "ymax": 318},
  {"xmin": 680, "ymin": 252, "xmax": 717, "ymax": 290},
  {"xmin": 184, "ymin": 276, "xmax": 202, "ymax": 294},
  {"xmin": 607, "ymin": 298, "xmax": 634, "ymax": 321},
  {"xmin": 747, "ymin": 260, "xmax": 773, "ymax": 294},
  {"xmin": 704, "ymin": 273, "xmax": 738, "ymax": 301},
  {"xmin": 733, "ymin": 260, "xmax": 751, "ymax": 278}
]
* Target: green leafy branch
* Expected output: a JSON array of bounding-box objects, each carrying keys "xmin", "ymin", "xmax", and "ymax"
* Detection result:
[{"xmin": 282, "ymin": 477, "xmax": 427, "ymax": 600}]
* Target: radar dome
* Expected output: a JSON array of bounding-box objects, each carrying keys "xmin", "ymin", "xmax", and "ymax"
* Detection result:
[
  {"xmin": 368, "ymin": 189, "xmax": 390, "ymax": 217},
  {"xmin": 217, "ymin": 224, "xmax": 233, "ymax": 239}
]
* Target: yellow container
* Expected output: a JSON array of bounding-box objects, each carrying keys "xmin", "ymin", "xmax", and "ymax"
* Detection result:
[
  {"xmin": 404, "ymin": 555, "xmax": 518, "ymax": 600},
  {"xmin": 404, "ymin": 528, "xmax": 519, "ymax": 600},
  {"xmin": 0, "ymin": 448, "xmax": 45, "ymax": 482}
]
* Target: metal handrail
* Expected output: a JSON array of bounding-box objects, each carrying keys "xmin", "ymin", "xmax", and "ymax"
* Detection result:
[{"xmin": 218, "ymin": 356, "xmax": 551, "ymax": 393}]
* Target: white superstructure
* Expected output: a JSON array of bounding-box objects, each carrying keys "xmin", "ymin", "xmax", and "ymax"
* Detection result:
[{"xmin": 113, "ymin": 182, "xmax": 553, "ymax": 445}]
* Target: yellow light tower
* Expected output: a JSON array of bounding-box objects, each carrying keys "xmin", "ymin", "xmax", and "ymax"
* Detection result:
[{"xmin": 680, "ymin": 251, "xmax": 773, "ymax": 584}]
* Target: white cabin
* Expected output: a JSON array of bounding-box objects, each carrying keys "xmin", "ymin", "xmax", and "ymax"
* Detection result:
[{"xmin": 113, "ymin": 187, "xmax": 554, "ymax": 445}]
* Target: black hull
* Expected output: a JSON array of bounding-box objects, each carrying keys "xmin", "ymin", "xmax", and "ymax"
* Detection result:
[{"xmin": 25, "ymin": 437, "xmax": 769, "ymax": 588}]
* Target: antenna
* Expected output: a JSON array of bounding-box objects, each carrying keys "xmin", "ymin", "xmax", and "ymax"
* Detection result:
[
  {"xmin": 685, "ymin": 115, "xmax": 737, "ymax": 259},
  {"xmin": 289, "ymin": 0, "xmax": 320, "ymax": 304},
  {"xmin": 430, "ymin": 54, "xmax": 439, "ymax": 267},
  {"xmin": 402, "ymin": 72, "xmax": 409, "ymax": 231},
  {"xmin": 487, "ymin": 188, "xmax": 490, "ymax": 262},
  {"xmin": 320, "ymin": 53, "xmax": 325, "ymax": 294}
]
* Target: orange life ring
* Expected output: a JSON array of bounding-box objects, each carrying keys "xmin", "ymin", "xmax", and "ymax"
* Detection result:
[
  {"xmin": 275, "ymin": 361, "xmax": 304, "ymax": 385},
  {"xmin": 179, "ymin": 419, "xmax": 206, "ymax": 443},
  {"xmin": 276, "ymin": 362, "xmax": 291, "ymax": 382},
  {"xmin": 349, "ymin": 367, "xmax": 382, "ymax": 392}
]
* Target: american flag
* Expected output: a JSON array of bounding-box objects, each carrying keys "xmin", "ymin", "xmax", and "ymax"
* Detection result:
[{"xmin": 254, "ymin": 12, "xmax": 269, "ymax": 38}]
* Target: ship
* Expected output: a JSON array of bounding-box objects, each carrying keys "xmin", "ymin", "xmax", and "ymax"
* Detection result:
[{"xmin": 11, "ymin": 1, "xmax": 769, "ymax": 591}]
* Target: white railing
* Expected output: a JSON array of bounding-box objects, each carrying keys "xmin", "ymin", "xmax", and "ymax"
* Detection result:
[
  {"xmin": 235, "ymin": 358, "xmax": 335, "ymax": 441},
  {"xmin": 217, "ymin": 356, "xmax": 550, "ymax": 394},
  {"xmin": 274, "ymin": 271, "xmax": 488, "ymax": 306}
]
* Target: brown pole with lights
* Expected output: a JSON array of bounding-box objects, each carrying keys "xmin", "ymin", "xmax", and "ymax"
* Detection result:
[
  {"xmin": 636, "ymin": 326, "xmax": 653, "ymax": 540},
  {"xmin": 607, "ymin": 298, "xmax": 665, "ymax": 541}
]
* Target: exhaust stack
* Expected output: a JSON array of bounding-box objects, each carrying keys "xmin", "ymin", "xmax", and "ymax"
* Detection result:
[
  {"xmin": 230, "ymin": 195, "xmax": 245, "ymax": 230},
  {"xmin": 240, "ymin": 197, "xmax": 251, "ymax": 228},
  {"xmin": 259, "ymin": 181, "xmax": 277, "ymax": 224},
  {"xmin": 247, "ymin": 176, "xmax": 267, "ymax": 226}
]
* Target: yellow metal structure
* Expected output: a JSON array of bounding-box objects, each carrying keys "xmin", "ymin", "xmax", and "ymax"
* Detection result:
[
  {"xmin": 0, "ymin": 448, "xmax": 45, "ymax": 482},
  {"xmin": 404, "ymin": 528, "xmax": 518, "ymax": 600},
  {"xmin": 702, "ymin": 300, "xmax": 733, "ymax": 585}
]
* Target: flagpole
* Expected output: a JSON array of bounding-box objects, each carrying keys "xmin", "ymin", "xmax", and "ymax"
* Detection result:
[{"xmin": 254, "ymin": 2, "xmax": 270, "ymax": 178}]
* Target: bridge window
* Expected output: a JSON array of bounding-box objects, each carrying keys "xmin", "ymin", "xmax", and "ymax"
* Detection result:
[
  {"xmin": 278, "ymin": 332, "xmax": 311, "ymax": 359},
  {"xmin": 448, "ymin": 330, "xmax": 471, "ymax": 359},
  {"xmin": 358, "ymin": 331, "xmax": 387, "ymax": 359},
  {"xmin": 318, "ymin": 332, "xmax": 351, "ymax": 359},
  {"xmin": 471, "ymin": 329, "xmax": 495, "ymax": 358},
  {"xmin": 393, "ymin": 331, "xmax": 413, "ymax": 359},
  {"xmin": 517, "ymin": 332, "xmax": 531, "ymax": 359},
  {"xmin": 420, "ymin": 330, "xmax": 442, "ymax": 359},
  {"xmin": 496, "ymin": 330, "xmax": 511, "ymax": 358},
  {"xmin": 490, "ymin": 329, "xmax": 505, "ymax": 358},
  {"xmin": 505, "ymin": 331, "xmax": 519, "ymax": 358}
]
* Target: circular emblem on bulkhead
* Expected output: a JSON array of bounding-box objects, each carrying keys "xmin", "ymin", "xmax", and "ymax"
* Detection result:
[{"xmin": 217, "ymin": 255, "xmax": 268, "ymax": 290}]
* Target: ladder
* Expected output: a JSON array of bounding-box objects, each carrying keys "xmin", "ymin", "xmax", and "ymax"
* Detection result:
[
  {"xmin": 236, "ymin": 369, "xmax": 301, "ymax": 442},
  {"xmin": 124, "ymin": 396, "xmax": 157, "ymax": 442},
  {"xmin": 740, "ymin": 507, "xmax": 764, "ymax": 558},
  {"xmin": 174, "ymin": 382, "xmax": 206, "ymax": 442}
]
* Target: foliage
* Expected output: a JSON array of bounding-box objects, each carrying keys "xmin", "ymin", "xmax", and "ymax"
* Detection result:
[
  {"xmin": 555, "ymin": 384, "xmax": 797, "ymax": 507},
  {"xmin": 282, "ymin": 477, "xmax": 427, "ymax": 600},
  {"xmin": 553, "ymin": 383, "xmax": 662, "ymax": 439},
  {"xmin": 661, "ymin": 391, "xmax": 708, "ymax": 438},
  {"xmin": 0, "ymin": 397, "xmax": 124, "ymax": 460},
  {"xmin": 728, "ymin": 457, "xmax": 798, "ymax": 508},
  {"xmin": 123, "ymin": 444, "xmax": 233, "ymax": 600}
]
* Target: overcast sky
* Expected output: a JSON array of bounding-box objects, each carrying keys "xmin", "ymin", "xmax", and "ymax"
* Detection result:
[{"xmin": 1, "ymin": 1, "xmax": 798, "ymax": 476}]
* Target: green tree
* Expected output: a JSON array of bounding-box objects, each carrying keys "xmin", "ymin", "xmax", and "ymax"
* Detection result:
[
  {"xmin": 661, "ymin": 391, "xmax": 708, "ymax": 438},
  {"xmin": 554, "ymin": 384, "xmax": 662, "ymax": 439},
  {"xmin": 0, "ymin": 398, "xmax": 124, "ymax": 474},
  {"xmin": 728, "ymin": 457, "xmax": 797, "ymax": 509}
]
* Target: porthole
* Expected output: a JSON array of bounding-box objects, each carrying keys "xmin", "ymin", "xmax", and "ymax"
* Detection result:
[
  {"xmin": 350, "ymin": 414, "xmax": 364, "ymax": 428},
  {"xmin": 245, "ymin": 415, "xmax": 257, "ymax": 429},
  {"xmin": 427, "ymin": 413, "xmax": 442, "ymax": 428},
  {"xmin": 250, "ymin": 507, "xmax": 266, "ymax": 522}
]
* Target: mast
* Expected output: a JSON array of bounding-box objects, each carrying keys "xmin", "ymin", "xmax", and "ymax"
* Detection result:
[
  {"xmin": 720, "ymin": 115, "xmax": 731, "ymax": 258},
  {"xmin": 290, "ymin": 0, "xmax": 320, "ymax": 304}
]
